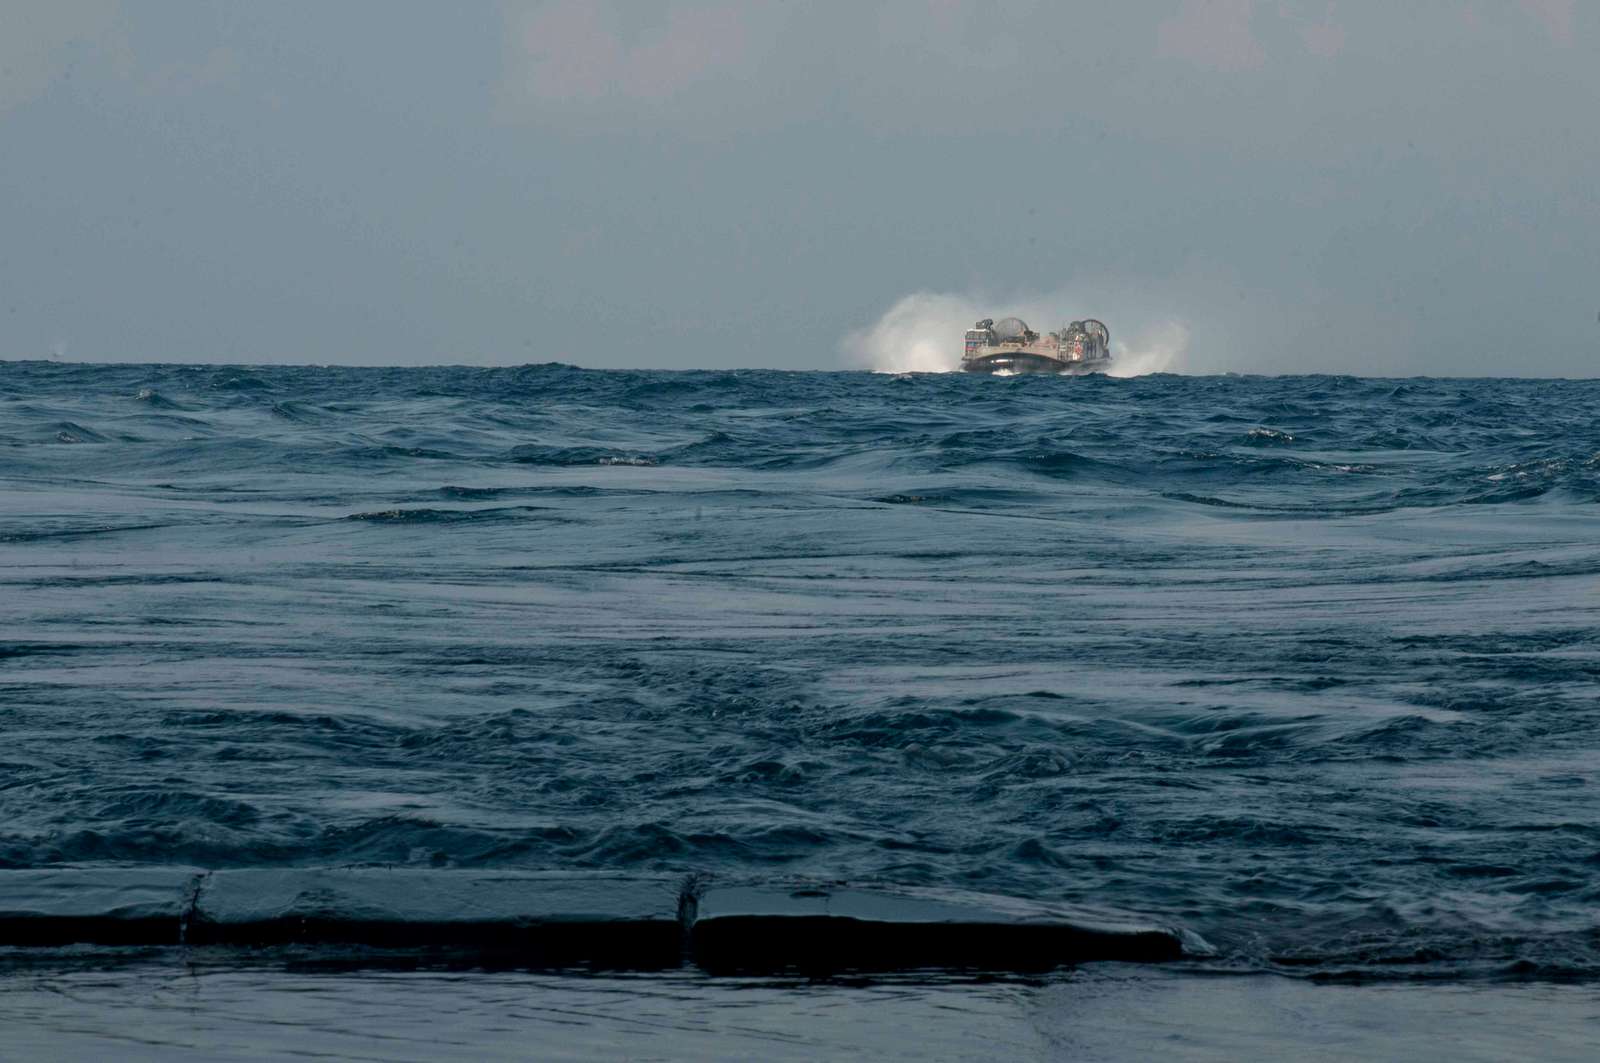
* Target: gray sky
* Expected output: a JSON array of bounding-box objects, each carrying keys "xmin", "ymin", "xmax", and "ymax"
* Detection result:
[{"xmin": 2, "ymin": 1, "xmax": 1596, "ymax": 374}]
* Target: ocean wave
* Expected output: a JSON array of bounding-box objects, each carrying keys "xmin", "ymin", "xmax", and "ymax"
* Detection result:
[{"xmin": 2, "ymin": 361, "xmax": 1598, "ymax": 982}]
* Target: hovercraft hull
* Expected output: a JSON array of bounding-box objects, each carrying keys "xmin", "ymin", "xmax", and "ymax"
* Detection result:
[{"xmin": 961, "ymin": 353, "xmax": 1109, "ymax": 375}]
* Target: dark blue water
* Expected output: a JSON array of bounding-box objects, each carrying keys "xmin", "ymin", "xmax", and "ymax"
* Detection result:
[{"xmin": 3, "ymin": 361, "xmax": 1598, "ymax": 981}]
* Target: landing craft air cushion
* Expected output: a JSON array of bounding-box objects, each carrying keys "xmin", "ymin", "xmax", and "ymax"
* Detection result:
[{"xmin": 961, "ymin": 317, "xmax": 1112, "ymax": 375}]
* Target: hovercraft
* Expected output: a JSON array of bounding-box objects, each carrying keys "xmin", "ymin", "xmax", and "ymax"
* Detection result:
[{"xmin": 961, "ymin": 317, "xmax": 1112, "ymax": 375}]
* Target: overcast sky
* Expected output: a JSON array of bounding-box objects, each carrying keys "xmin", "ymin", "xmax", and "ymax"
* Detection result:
[{"xmin": 2, "ymin": 1, "xmax": 1595, "ymax": 374}]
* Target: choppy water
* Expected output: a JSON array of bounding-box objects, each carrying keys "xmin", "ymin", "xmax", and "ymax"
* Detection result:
[{"xmin": 3, "ymin": 362, "xmax": 1598, "ymax": 981}]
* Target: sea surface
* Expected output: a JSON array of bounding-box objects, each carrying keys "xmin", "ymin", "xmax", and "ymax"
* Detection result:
[{"xmin": 3, "ymin": 362, "xmax": 1599, "ymax": 991}]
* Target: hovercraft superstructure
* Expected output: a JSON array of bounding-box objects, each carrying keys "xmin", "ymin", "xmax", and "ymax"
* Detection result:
[{"xmin": 962, "ymin": 317, "xmax": 1112, "ymax": 375}]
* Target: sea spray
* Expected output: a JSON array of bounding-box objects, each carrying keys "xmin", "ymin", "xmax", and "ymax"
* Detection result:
[
  {"xmin": 1109, "ymin": 321, "xmax": 1189, "ymax": 377},
  {"xmin": 841, "ymin": 292, "xmax": 980, "ymax": 373}
]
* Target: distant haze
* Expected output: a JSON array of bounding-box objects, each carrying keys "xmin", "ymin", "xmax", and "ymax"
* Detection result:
[{"xmin": 2, "ymin": 1, "xmax": 1596, "ymax": 375}]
